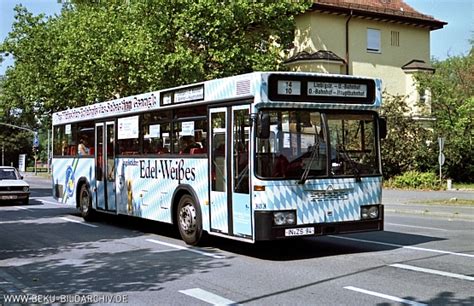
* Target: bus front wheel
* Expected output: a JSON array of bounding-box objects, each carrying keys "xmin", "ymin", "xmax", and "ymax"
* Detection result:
[
  {"xmin": 177, "ymin": 195, "xmax": 203, "ymax": 245},
  {"xmin": 79, "ymin": 184, "xmax": 95, "ymax": 221}
]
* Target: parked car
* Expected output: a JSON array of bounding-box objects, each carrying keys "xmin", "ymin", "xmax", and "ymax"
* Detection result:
[{"xmin": 0, "ymin": 166, "xmax": 30, "ymax": 205}]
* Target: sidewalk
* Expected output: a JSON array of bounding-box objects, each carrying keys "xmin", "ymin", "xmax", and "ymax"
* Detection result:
[
  {"xmin": 383, "ymin": 188, "xmax": 474, "ymax": 221},
  {"xmin": 22, "ymin": 171, "xmax": 51, "ymax": 177}
]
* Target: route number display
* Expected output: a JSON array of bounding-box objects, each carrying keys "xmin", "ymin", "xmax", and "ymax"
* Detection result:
[{"xmin": 277, "ymin": 80, "xmax": 301, "ymax": 96}]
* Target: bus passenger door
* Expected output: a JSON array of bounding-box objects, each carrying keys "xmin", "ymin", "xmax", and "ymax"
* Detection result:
[
  {"xmin": 95, "ymin": 122, "xmax": 116, "ymax": 212},
  {"xmin": 209, "ymin": 106, "xmax": 252, "ymax": 238},
  {"xmin": 231, "ymin": 106, "xmax": 252, "ymax": 237},
  {"xmin": 209, "ymin": 108, "xmax": 228, "ymax": 234}
]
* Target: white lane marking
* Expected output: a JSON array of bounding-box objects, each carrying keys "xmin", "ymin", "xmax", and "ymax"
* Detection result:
[
  {"xmin": 38, "ymin": 199, "xmax": 63, "ymax": 205},
  {"xmin": 386, "ymin": 222, "xmax": 449, "ymax": 232},
  {"xmin": 180, "ymin": 288, "xmax": 238, "ymax": 305},
  {"xmin": 59, "ymin": 217, "xmax": 98, "ymax": 228},
  {"xmin": 391, "ymin": 264, "xmax": 474, "ymax": 282},
  {"xmin": 146, "ymin": 239, "xmax": 225, "ymax": 259},
  {"xmin": 344, "ymin": 286, "xmax": 427, "ymax": 306},
  {"xmin": 14, "ymin": 206, "xmax": 31, "ymax": 211},
  {"xmin": 329, "ymin": 235, "xmax": 474, "ymax": 258}
]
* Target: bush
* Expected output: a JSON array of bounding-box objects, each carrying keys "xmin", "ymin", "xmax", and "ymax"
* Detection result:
[
  {"xmin": 25, "ymin": 167, "xmax": 49, "ymax": 173},
  {"xmin": 385, "ymin": 171, "xmax": 442, "ymax": 190}
]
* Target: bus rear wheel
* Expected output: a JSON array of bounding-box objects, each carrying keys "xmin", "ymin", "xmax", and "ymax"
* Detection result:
[
  {"xmin": 177, "ymin": 195, "xmax": 203, "ymax": 245},
  {"xmin": 79, "ymin": 184, "xmax": 95, "ymax": 221}
]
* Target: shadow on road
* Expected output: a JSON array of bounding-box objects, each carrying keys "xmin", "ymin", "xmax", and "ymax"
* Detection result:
[
  {"xmin": 202, "ymin": 229, "xmax": 445, "ymax": 261},
  {"xmin": 0, "ymin": 204, "xmax": 229, "ymax": 299},
  {"xmin": 2, "ymin": 200, "xmax": 468, "ymax": 306}
]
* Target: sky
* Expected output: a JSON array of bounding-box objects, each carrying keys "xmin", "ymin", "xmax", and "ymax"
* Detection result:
[
  {"xmin": 0, "ymin": 0, "xmax": 473, "ymax": 75},
  {"xmin": 405, "ymin": 0, "xmax": 473, "ymax": 59}
]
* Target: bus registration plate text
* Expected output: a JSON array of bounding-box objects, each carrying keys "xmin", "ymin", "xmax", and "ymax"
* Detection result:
[{"xmin": 285, "ymin": 227, "xmax": 315, "ymax": 237}]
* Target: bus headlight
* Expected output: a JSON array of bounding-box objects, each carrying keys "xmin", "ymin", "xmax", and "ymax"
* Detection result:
[
  {"xmin": 361, "ymin": 205, "xmax": 379, "ymax": 219},
  {"xmin": 273, "ymin": 211, "xmax": 296, "ymax": 226}
]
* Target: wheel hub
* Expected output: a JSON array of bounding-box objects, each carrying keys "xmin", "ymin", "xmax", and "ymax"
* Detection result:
[
  {"xmin": 179, "ymin": 204, "xmax": 196, "ymax": 234},
  {"xmin": 81, "ymin": 191, "xmax": 89, "ymax": 214}
]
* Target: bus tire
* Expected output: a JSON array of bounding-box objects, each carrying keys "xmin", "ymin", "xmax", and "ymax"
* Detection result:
[
  {"xmin": 79, "ymin": 184, "xmax": 95, "ymax": 221},
  {"xmin": 177, "ymin": 194, "xmax": 203, "ymax": 245}
]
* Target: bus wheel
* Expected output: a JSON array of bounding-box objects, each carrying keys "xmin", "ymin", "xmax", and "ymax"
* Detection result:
[
  {"xmin": 177, "ymin": 195, "xmax": 202, "ymax": 245},
  {"xmin": 79, "ymin": 184, "xmax": 95, "ymax": 221}
]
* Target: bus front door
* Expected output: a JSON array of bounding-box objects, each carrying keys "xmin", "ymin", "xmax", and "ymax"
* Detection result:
[
  {"xmin": 95, "ymin": 122, "xmax": 116, "ymax": 213},
  {"xmin": 209, "ymin": 106, "xmax": 252, "ymax": 238}
]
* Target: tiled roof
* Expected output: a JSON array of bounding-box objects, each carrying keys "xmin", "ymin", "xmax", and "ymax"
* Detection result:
[
  {"xmin": 310, "ymin": 0, "xmax": 446, "ymax": 30},
  {"xmin": 402, "ymin": 59, "xmax": 435, "ymax": 72},
  {"xmin": 284, "ymin": 50, "xmax": 345, "ymax": 64}
]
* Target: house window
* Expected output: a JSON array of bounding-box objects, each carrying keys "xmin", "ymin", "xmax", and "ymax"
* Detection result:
[
  {"xmin": 418, "ymin": 88, "xmax": 427, "ymax": 104},
  {"xmin": 367, "ymin": 28, "xmax": 381, "ymax": 53},
  {"xmin": 391, "ymin": 31, "xmax": 400, "ymax": 47}
]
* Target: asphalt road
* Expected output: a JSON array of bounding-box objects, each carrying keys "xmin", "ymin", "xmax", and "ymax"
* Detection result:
[{"xmin": 0, "ymin": 175, "xmax": 472, "ymax": 305}]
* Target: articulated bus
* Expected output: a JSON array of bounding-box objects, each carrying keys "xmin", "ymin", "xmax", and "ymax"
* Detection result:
[{"xmin": 52, "ymin": 72, "xmax": 386, "ymax": 245}]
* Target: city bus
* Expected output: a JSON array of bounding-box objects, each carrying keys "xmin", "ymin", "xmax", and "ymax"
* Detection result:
[{"xmin": 51, "ymin": 72, "xmax": 386, "ymax": 245}]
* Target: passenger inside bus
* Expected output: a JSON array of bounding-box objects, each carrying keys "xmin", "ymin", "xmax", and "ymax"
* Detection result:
[
  {"xmin": 78, "ymin": 137, "xmax": 89, "ymax": 155},
  {"xmin": 61, "ymin": 140, "xmax": 69, "ymax": 156},
  {"xmin": 272, "ymin": 148, "xmax": 290, "ymax": 177},
  {"xmin": 179, "ymin": 136, "xmax": 201, "ymax": 154}
]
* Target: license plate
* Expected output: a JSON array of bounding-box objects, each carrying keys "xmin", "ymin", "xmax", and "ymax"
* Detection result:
[
  {"xmin": 1, "ymin": 195, "xmax": 17, "ymax": 200},
  {"xmin": 285, "ymin": 227, "xmax": 315, "ymax": 237}
]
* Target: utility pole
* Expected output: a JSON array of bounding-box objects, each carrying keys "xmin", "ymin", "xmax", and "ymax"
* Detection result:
[
  {"xmin": 34, "ymin": 131, "xmax": 39, "ymax": 175},
  {"xmin": 47, "ymin": 130, "xmax": 51, "ymax": 174},
  {"xmin": 438, "ymin": 137, "xmax": 445, "ymax": 183}
]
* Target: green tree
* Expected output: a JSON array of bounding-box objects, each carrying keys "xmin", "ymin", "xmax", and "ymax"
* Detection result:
[
  {"xmin": 0, "ymin": 0, "xmax": 310, "ymax": 165},
  {"xmin": 1, "ymin": 0, "xmax": 309, "ymax": 117},
  {"xmin": 415, "ymin": 44, "xmax": 474, "ymax": 182},
  {"xmin": 380, "ymin": 93, "xmax": 437, "ymax": 179}
]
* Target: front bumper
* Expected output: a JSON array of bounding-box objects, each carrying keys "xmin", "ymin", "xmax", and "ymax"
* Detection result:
[
  {"xmin": 0, "ymin": 192, "xmax": 30, "ymax": 201},
  {"xmin": 254, "ymin": 205, "xmax": 384, "ymax": 241}
]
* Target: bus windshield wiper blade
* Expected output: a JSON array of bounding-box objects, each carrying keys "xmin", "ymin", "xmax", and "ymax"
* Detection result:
[
  {"xmin": 298, "ymin": 142, "xmax": 319, "ymax": 185},
  {"xmin": 338, "ymin": 147, "xmax": 361, "ymax": 182}
]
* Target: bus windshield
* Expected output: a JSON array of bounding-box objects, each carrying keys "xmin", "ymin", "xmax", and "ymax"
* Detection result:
[{"xmin": 255, "ymin": 110, "xmax": 380, "ymax": 179}]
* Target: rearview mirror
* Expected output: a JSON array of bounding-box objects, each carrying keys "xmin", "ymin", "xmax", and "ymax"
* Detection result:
[
  {"xmin": 257, "ymin": 112, "xmax": 270, "ymax": 138},
  {"xmin": 379, "ymin": 117, "xmax": 387, "ymax": 139}
]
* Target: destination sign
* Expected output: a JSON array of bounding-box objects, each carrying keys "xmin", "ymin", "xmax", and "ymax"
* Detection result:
[
  {"xmin": 268, "ymin": 74, "xmax": 375, "ymax": 104},
  {"xmin": 160, "ymin": 84, "xmax": 205, "ymax": 105},
  {"xmin": 307, "ymin": 82, "xmax": 367, "ymax": 98}
]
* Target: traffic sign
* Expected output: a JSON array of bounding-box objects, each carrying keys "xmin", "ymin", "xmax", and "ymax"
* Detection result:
[
  {"xmin": 438, "ymin": 137, "xmax": 445, "ymax": 152},
  {"xmin": 438, "ymin": 153, "xmax": 445, "ymax": 166},
  {"xmin": 33, "ymin": 132, "xmax": 39, "ymax": 148}
]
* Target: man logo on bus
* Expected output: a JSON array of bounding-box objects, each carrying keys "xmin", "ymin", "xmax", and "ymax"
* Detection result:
[{"xmin": 65, "ymin": 165, "xmax": 75, "ymax": 197}]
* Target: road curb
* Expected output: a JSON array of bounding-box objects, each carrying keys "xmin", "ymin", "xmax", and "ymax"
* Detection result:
[{"xmin": 385, "ymin": 208, "xmax": 474, "ymax": 221}]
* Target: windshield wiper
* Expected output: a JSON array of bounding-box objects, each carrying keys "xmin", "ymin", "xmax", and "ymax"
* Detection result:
[
  {"xmin": 338, "ymin": 146, "xmax": 362, "ymax": 182},
  {"xmin": 298, "ymin": 142, "xmax": 320, "ymax": 185}
]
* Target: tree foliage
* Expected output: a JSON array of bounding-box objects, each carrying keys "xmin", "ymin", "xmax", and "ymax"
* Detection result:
[
  {"xmin": 0, "ymin": 0, "xmax": 310, "ymax": 165},
  {"xmin": 381, "ymin": 41, "xmax": 473, "ymax": 183},
  {"xmin": 1, "ymin": 1, "xmax": 309, "ymax": 112},
  {"xmin": 415, "ymin": 44, "xmax": 474, "ymax": 182},
  {"xmin": 380, "ymin": 93, "xmax": 437, "ymax": 179}
]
